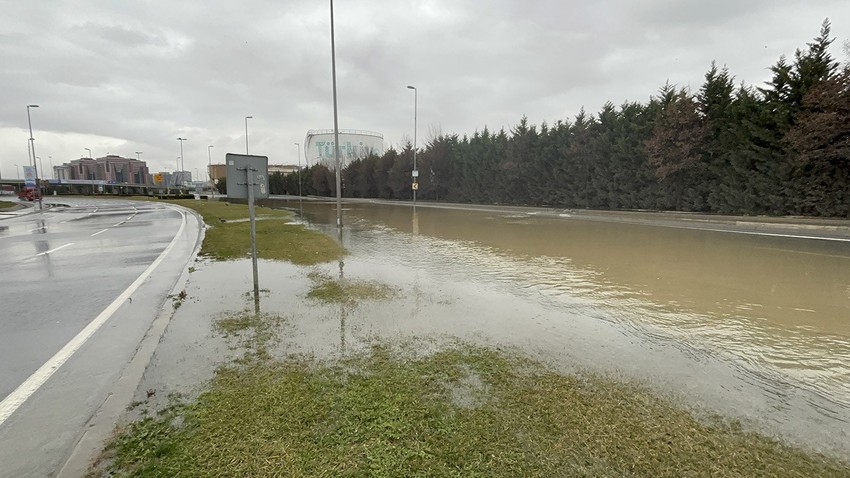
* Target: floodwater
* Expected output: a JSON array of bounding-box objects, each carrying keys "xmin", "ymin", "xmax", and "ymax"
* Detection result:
[
  {"xmin": 142, "ymin": 199, "xmax": 850, "ymax": 457},
  {"xmin": 260, "ymin": 199, "xmax": 848, "ymax": 455}
]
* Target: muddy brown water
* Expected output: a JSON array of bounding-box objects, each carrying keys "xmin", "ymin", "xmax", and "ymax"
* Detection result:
[
  {"xmin": 265, "ymin": 200, "xmax": 850, "ymax": 449},
  {"xmin": 146, "ymin": 199, "xmax": 849, "ymax": 457}
]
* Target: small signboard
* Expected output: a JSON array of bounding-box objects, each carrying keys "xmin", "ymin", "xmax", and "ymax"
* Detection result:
[
  {"xmin": 412, "ymin": 182, "xmax": 419, "ymax": 190},
  {"xmin": 225, "ymin": 154, "xmax": 269, "ymax": 199},
  {"xmin": 412, "ymin": 169, "xmax": 419, "ymax": 178},
  {"xmin": 23, "ymin": 166, "xmax": 36, "ymax": 187}
]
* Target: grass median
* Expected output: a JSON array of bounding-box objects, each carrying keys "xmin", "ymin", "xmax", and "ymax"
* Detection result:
[
  {"xmin": 150, "ymin": 198, "xmax": 345, "ymax": 264},
  {"xmin": 0, "ymin": 200, "xmax": 17, "ymax": 209}
]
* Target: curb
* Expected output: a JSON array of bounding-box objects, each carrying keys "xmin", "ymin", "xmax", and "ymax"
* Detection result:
[{"xmin": 56, "ymin": 205, "xmax": 205, "ymax": 477}]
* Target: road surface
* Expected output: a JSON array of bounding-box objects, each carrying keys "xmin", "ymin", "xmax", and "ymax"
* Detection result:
[{"xmin": 0, "ymin": 197, "xmax": 201, "ymax": 477}]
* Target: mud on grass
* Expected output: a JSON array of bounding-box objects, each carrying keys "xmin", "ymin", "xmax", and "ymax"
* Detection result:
[{"xmin": 95, "ymin": 343, "xmax": 849, "ymax": 478}]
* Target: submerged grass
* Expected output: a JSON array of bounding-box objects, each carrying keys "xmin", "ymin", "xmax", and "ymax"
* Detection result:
[
  {"xmin": 306, "ymin": 271, "xmax": 397, "ymax": 305},
  {"xmin": 98, "ymin": 343, "xmax": 849, "ymax": 477},
  {"xmin": 134, "ymin": 197, "xmax": 345, "ymax": 264}
]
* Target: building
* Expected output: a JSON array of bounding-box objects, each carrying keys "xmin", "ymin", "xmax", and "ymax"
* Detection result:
[
  {"xmin": 304, "ymin": 129, "xmax": 384, "ymax": 170},
  {"xmin": 56, "ymin": 155, "xmax": 151, "ymax": 184}
]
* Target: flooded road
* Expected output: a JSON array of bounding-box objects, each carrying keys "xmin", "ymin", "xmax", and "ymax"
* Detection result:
[{"xmin": 255, "ymin": 200, "xmax": 850, "ymax": 447}]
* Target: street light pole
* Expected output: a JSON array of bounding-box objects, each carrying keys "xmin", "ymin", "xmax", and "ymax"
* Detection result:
[
  {"xmin": 294, "ymin": 142, "xmax": 302, "ymax": 197},
  {"xmin": 330, "ymin": 0, "xmax": 342, "ymax": 227},
  {"xmin": 245, "ymin": 116, "xmax": 253, "ymax": 154},
  {"xmin": 26, "ymin": 104, "xmax": 42, "ymax": 210},
  {"xmin": 407, "ymin": 85, "xmax": 418, "ymax": 206},
  {"xmin": 208, "ymin": 145, "xmax": 215, "ymax": 198},
  {"xmin": 135, "ymin": 151, "xmax": 142, "ymax": 161},
  {"xmin": 177, "ymin": 138, "xmax": 187, "ymax": 187},
  {"xmin": 85, "ymin": 148, "xmax": 92, "ymax": 159},
  {"xmin": 14, "ymin": 164, "xmax": 20, "ymax": 179}
]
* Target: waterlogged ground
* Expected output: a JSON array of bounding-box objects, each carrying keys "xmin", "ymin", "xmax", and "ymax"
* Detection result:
[{"xmin": 128, "ymin": 217, "xmax": 850, "ymax": 465}]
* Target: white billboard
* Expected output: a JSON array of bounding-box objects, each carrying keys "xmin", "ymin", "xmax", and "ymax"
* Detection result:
[{"xmin": 304, "ymin": 129, "xmax": 384, "ymax": 170}]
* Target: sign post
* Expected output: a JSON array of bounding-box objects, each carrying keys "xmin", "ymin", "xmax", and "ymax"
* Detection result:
[{"xmin": 225, "ymin": 154, "xmax": 269, "ymax": 306}]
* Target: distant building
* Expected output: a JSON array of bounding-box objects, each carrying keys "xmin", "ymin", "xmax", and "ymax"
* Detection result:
[
  {"xmin": 57, "ymin": 155, "xmax": 151, "ymax": 184},
  {"xmin": 304, "ymin": 129, "xmax": 384, "ymax": 170}
]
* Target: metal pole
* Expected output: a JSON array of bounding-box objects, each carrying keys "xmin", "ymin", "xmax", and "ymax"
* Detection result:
[
  {"xmin": 244, "ymin": 166, "xmax": 260, "ymax": 303},
  {"xmin": 26, "ymin": 104, "xmax": 42, "ymax": 210},
  {"xmin": 85, "ymin": 148, "xmax": 91, "ymax": 158},
  {"xmin": 177, "ymin": 138, "xmax": 186, "ymax": 187},
  {"xmin": 330, "ymin": 0, "xmax": 342, "ymax": 228},
  {"xmin": 135, "ymin": 151, "xmax": 142, "ymax": 160},
  {"xmin": 245, "ymin": 116, "xmax": 253, "ymax": 155},
  {"xmin": 208, "ymin": 145, "xmax": 215, "ymax": 198},
  {"xmin": 294, "ymin": 142, "xmax": 302, "ymax": 197},
  {"xmin": 407, "ymin": 86, "xmax": 418, "ymax": 206},
  {"xmin": 15, "ymin": 164, "xmax": 20, "ymax": 179}
]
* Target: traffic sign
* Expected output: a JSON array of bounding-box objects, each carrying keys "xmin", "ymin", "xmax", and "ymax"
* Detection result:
[
  {"xmin": 412, "ymin": 169, "xmax": 419, "ymax": 178},
  {"xmin": 23, "ymin": 166, "xmax": 36, "ymax": 187},
  {"xmin": 412, "ymin": 182, "xmax": 419, "ymax": 190},
  {"xmin": 225, "ymin": 154, "xmax": 269, "ymax": 200}
]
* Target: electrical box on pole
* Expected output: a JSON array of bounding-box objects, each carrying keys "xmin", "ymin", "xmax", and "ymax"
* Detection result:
[{"xmin": 225, "ymin": 153, "xmax": 269, "ymax": 306}]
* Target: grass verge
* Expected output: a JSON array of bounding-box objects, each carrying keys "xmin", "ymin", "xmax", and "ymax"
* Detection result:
[
  {"xmin": 136, "ymin": 197, "xmax": 345, "ymax": 264},
  {"xmin": 96, "ymin": 342, "xmax": 849, "ymax": 477},
  {"xmin": 307, "ymin": 271, "xmax": 397, "ymax": 305},
  {"xmin": 0, "ymin": 200, "xmax": 17, "ymax": 209}
]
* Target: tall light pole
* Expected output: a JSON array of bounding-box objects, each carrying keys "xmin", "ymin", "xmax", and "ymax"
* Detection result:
[
  {"xmin": 208, "ymin": 144, "xmax": 215, "ymax": 198},
  {"xmin": 177, "ymin": 137, "xmax": 186, "ymax": 186},
  {"xmin": 135, "ymin": 151, "xmax": 142, "ymax": 160},
  {"xmin": 26, "ymin": 104, "xmax": 42, "ymax": 210},
  {"xmin": 244, "ymin": 116, "xmax": 253, "ymax": 154},
  {"xmin": 14, "ymin": 164, "xmax": 20, "ymax": 179},
  {"xmin": 85, "ymin": 148, "xmax": 92, "ymax": 159},
  {"xmin": 407, "ymin": 85, "xmax": 418, "ymax": 206},
  {"xmin": 48, "ymin": 156, "xmax": 53, "ymax": 180},
  {"xmin": 330, "ymin": 0, "xmax": 342, "ymax": 227},
  {"xmin": 294, "ymin": 142, "xmax": 302, "ymax": 197}
]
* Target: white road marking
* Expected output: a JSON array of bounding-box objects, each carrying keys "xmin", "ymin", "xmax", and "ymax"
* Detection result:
[
  {"xmin": 0, "ymin": 207, "xmax": 188, "ymax": 426},
  {"xmin": 34, "ymin": 243, "xmax": 74, "ymax": 257},
  {"xmin": 700, "ymin": 227, "xmax": 850, "ymax": 243},
  {"xmin": 91, "ymin": 229, "xmax": 109, "ymax": 237}
]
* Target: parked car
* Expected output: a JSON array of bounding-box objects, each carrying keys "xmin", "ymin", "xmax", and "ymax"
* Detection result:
[{"xmin": 18, "ymin": 187, "xmax": 41, "ymax": 201}]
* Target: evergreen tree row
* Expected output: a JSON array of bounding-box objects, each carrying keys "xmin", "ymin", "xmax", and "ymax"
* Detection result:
[{"xmin": 273, "ymin": 20, "xmax": 849, "ymax": 217}]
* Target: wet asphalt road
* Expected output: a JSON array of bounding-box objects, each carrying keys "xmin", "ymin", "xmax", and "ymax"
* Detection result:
[{"xmin": 0, "ymin": 197, "xmax": 201, "ymax": 477}]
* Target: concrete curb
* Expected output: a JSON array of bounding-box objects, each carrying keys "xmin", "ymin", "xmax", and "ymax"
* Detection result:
[{"xmin": 56, "ymin": 206, "xmax": 205, "ymax": 477}]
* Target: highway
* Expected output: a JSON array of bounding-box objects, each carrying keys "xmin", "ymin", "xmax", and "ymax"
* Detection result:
[{"xmin": 0, "ymin": 197, "xmax": 202, "ymax": 477}]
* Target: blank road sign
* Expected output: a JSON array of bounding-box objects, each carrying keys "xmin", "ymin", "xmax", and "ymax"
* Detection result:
[{"xmin": 225, "ymin": 153, "xmax": 269, "ymax": 199}]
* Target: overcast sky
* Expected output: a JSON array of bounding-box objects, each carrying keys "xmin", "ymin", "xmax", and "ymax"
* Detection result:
[{"xmin": 1, "ymin": 0, "xmax": 848, "ymax": 179}]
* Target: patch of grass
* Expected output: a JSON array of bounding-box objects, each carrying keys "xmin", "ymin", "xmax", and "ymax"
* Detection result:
[
  {"xmin": 0, "ymin": 200, "xmax": 17, "ymax": 209},
  {"xmin": 153, "ymin": 198, "xmax": 346, "ymax": 265},
  {"xmin": 98, "ymin": 343, "xmax": 850, "ymax": 477},
  {"xmin": 212, "ymin": 311, "xmax": 284, "ymax": 362},
  {"xmin": 307, "ymin": 271, "xmax": 397, "ymax": 305}
]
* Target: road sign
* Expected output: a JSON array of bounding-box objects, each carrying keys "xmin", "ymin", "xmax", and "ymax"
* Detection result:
[
  {"xmin": 412, "ymin": 182, "xmax": 419, "ymax": 190},
  {"xmin": 23, "ymin": 166, "xmax": 36, "ymax": 187},
  {"xmin": 154, "ymin": 173, "xmax": 163, "ymax": 183},
  {"xmin": 225, "ymin": 154, "xmax": 269, "ymax": 199},
  {"xmin": 412, "ymin": 169, "xmax": 419, "ymax": 178}
]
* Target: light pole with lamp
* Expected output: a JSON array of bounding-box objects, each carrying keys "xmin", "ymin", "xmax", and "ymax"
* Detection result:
[
  {"xmin": 329, "ymin": 0, "xmax": 342, "ymax": 227},
  {"xmin": 135, "ymin": 151, "xmax": 142, "ymax": 160},
  {"xmin": 48, "ymin": 156, "xmax": 53, "ymax": 179},
  {"xmin": 245, "ymin": 116, "xmax": 253, "ymax": 154},
  {"xmin": 208, "ymin": 145, "xmax": 215, "ymax": 198},
  {"xmin": 14, "ymin": 164, "xmax": 20, "ymax": 179},
  {"xmin": 85, "ymin": 148, "xmax": 92, "ymax": 159},
  {"xmin": 406, "ymin": 85, "xmax": 418, "ymax": 206},
  {"xmin": 26, "ymin": 104, "xmax": 43, "ymax": 210},
  {"xmin": 177, "ymin": 138, "xmax": 187, "ymax": 187},
  {"xmin": 294, "ymin": 142, "xmax": 302, "ymax": 197}
]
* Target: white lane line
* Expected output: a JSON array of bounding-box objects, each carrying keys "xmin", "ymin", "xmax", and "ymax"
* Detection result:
[
  {"xmin": 0, "ymin": 207, "xmax": 188, "ymax": 426},
  {"xmin": 28, "ymin": 227, "xmax": 47, "ymax": 233},
  {"xmin": 34, "ymin": 243, "xmax": 74, "ymax": 257},
  {"xmin": 700, "ymin": 227, "xmax": 850, "ymax": 243},
  {"xmin": 91, "ymin": 229, "xmax": 109, "ymax": 237},
  {"xmin": 113, "ymin": 210, "xmax": 138, "ymax": 227}
]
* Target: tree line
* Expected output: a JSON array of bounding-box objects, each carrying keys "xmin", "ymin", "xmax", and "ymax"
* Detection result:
[{"xmin": 270, "ymin": 20, "xmax": 849, "ymax": 217}]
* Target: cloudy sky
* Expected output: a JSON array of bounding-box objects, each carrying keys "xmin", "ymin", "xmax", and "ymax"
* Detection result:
[{"xmin": 1, "ymin": 0, "xmax": 848, "ymax": 179}]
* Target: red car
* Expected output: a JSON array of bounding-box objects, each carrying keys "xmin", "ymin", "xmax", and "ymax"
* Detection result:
[{"xmin": 18, "ymin": 187, "xmax": 41, "ymax": 201}]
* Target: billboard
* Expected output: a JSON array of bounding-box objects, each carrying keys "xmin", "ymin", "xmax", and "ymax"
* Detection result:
[
  {"xmin": 23, "ymin": 166, "xmax": 36, "ymax": 187},
  {"xmin": 304, "ymin": 129, "xmax": 384, "ymax": 170}
]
